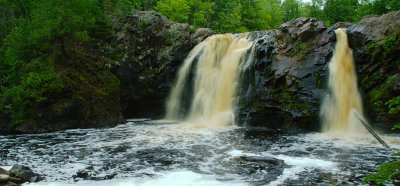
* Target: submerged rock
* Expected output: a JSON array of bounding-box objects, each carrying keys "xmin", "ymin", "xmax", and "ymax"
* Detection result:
[
  {"xmin": 0, "ymin": 167, "xmax": 7, "ymax": 175},
  {"xmin": 230, "ymin": 155, "xmax": 287, "ymax": 184},
  {"xmin": 0, "ymin": 165, "xmax": 42, "ymax": 186},
  {"xmin": 9, "ymin": 165, "xmax": 43, "ymax": 183}
]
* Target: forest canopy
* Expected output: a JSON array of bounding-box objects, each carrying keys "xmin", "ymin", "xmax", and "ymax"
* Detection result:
[{"xmin": 102, "ymin": 0, "xmax": 400, "ymax": 33}]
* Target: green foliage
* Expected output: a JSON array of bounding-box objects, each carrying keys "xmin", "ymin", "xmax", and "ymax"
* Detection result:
[
  {"xmin": 382, "ymin": 29, "xmax": 400, "ymax": 58},
  {"xmin": 363, "ymin": 160, "xmax": 400, "ymax": 185},
  {"xmin": 304, "ymin": 0, "xmax": 325, "ymax": 20},
  {"xmin": 1, "ymin": 0, "xmax": 399, "ymax": 126},
  {"xmin": 281, "ymin": 0, "xmax": 301, "ymax": 22},
  {"xmin": 289, "ymin": 42, "xmax": 313, "ymax": 60},
  {"xmin": 324, "ymin": 0, "xmax": 359, "ymax": 24},
  {"xmin": 2, "ymin": 59, "xmax": 63, "ymax": 123},
  {"xmin": 367, "ymin": 76, "xmax": 393, "ymax": 113},
  {"xmin": 357, "ymin": 0, "xmax": 400, "ymax": 16},
  {"xmin": 0, "ymin": 0, "xmax": 109, "ymax": 124},
  {"xmin": 187, "ymin": 0, "xmax": 214, "ymax": 28},
  {"xmin": 212, "ymin": 0, "xmax": 245, "ymax": 33},
  {"xmin": 101, "ymin": 0, "xmax": 157, "ymax": 23},
  {"xmin": 154, "ymin": 0, "xmax": 191, "ymax": 23},
  {"xmin": 386, "ymin": 96, "xmax": 400, "ymax": 114}
]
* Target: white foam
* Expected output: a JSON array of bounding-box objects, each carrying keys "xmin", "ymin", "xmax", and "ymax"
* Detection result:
[
  {"xmin": 264, "ymin": 153, "xmax": 338, "ymax": 186},
  {"xmin": 2, "ymin": 124, "xmax": 396, "ymax": 185},
  {"xmin": 0, "ymin": 165, "xmax": 12, "ymax": 171},
  {"xmin": 25, "ymin": 170, "xmax": 248, "ymax": 186},
  {"xmin": 140, "ymin": 171, "xmax": 247, "ymax": 186},
  {"xmin": 227, "ymin": 150, "xmax": 261, "ymax": 157}
]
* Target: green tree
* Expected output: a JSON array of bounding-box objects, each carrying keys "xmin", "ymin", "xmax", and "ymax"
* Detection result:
[
  {"xmin": 212, "ymin": 0, "xmax": 245, "ymax": 33},
  {"xmin": 187, "ymin": 0, "xmax": 214, "ymax": 28},
  {"xmin": 241, "ymin": 0, "xmax": 273, "ymax": 30},
  {"xmin": 266, "ymin": 0, "xmax": 284, "ymax": 28},
  {"xmin": 281, "ymin": 0, "xmax": 300, "ymax": 22},
  {"xmin": 304, "ymin": 0, "xmax": 325, "ymax": 20},
  {"xmin": 357, "ymin": 0, "xmax": 400, "ymax": 17},
  {"xmin": 0, "ymin": 0, "xmax": 109, "ymax": 123},
  {"xmin": 154, "ymin": 0, "xmax": 191, "ymax": 23},
  {"xmin": 324, "ymin": 0, "xmax": 359, "ymax": 24}
]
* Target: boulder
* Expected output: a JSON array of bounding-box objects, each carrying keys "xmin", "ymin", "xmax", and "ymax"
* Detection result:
[
  {"xmin": 237, "ymin": 18, "xmax": 331, "ymax": 131},
  {"xmin": 0, "ymin": 167, "xmax": 7, "ymax": 175},
  {"xmin": 9, "ymin": 165, "xmax": 43, "ymax": 183}
]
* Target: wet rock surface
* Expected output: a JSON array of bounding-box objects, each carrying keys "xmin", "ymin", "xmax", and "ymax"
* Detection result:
[
  {"xmin": 238, "ymin": 11, "xmax": 400, "ymax": 131},
  {"xmin": 114, "ymin": 10, "xmax": 214, "ymax": 119},
  {"xmin": 0, "ymin": 10, "xmax": 398, "ymax": 133},
  {"xmin": 347, "ymin": 11, "xmax": 400, "ymax": 130},
  {"xmin": 9, "ymin": 165, "xmax": 43, "ymax": 183},
  {"xmin": 0, "ymin": 165, "xmax": 42, "ymax": 185}
]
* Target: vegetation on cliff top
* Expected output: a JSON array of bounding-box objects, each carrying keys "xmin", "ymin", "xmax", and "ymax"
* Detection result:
[
  {"xmin": 0, "ymin": 0, "xmax": 115, "ymax": 125},
  {"xmin": 149, "ymin": 0, "xmax": 399, "ymax": 32}
]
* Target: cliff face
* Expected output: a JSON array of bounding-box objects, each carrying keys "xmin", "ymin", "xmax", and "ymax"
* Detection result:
[
  {"xmin": 0, "ymin": 11, "xmax": 213, "ymax": 134},
  {"xmin": 114, "ymin": 11, "xmax": 214, "ymax": 119},
  {"xmin": 348, "ymin": 12, "xmax": 400, "ymax": 130},
  {"xmin": 1, "ymin": 10, "xmax": 398, "ymax": 133},
  {"xmin": 238, "ymin": 11, "xmax": 400, "ymax": 131}
]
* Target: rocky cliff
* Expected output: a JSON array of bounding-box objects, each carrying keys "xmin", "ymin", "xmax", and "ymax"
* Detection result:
[
  {"xmin": 114, "ymin": 11, "xmax": 214, "ymax": 119},
  {"xmin": 238, "ymin": 11, "xmax": 400, "ymax": 131},
  {"xmin": 1, "ymin": 10, "xmax": 398, "ymax": 133},
  {"xmin": 0, "ymin": 11, "xmax": 213, "ymax": 134}
]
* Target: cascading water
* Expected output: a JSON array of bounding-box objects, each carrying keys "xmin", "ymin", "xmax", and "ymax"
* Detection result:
[
  {"xmin": 165, "ymin": 34, "xmax": 253, "ymax": 127},
  {"xmin": 320, "ymin": 28, "xmax": 368, "ymax": 135}
]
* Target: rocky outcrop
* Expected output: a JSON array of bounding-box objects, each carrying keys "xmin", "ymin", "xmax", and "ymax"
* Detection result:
[
  {"xmin": 0, "ymin": 48, "xmax": 125, "ymax": 134},
  {"xmin": 0, "ymin": 165, "xmax": 42, "ymax": 185},
  {"xmin": 238, "ymin": 11, "xmax": 400, "ymax": 131},
  {"xmin": 237, "ymin": 18, "xmax": 330, "ymax": 131},
  {"xmin": 1, "ymin": 9, "xmax": 397, "ymax": 133},
  {"xmin": 114, "ymin": 10, "xmax": 214, "ymax": 118},
  {"xmin": 348, "ymin": 11, "xmax": 400, "ymax": 130},
  {"xmin": 111, "ymin": 10, "xmax": 400, "ymax": 131}
]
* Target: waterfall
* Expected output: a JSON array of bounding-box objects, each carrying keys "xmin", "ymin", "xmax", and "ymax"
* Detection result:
[
  {"xmin": 320, "ymin": 28, "xmax": 368, "ymax": 134},
  {"xmin": 165, "ymin": 34, "xmax": 253, "ymax": 127}
]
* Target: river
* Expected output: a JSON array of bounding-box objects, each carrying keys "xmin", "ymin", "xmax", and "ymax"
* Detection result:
[{"xmin": 0, "ymin": 120, "xmax": 398, "ymax": 186}]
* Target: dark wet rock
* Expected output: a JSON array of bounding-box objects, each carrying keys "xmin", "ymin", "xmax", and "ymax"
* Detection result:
[
  {"xmin": 1, "ymin": 10, "xmax": 398, "ymax": 133},
  {"xmin": 233, "ymin": 156, "xmax": 284, "ymax": 166},
  {"xmin": 135, "ymin": 148, "xmax": 188, "ymax": 167},
  {"xmin": 237, "ymin": 11, "xmax": 400, "ymax": 131},
  {"xmin": 9, "ymin": 165, "xmax": 43, "ymax": 183},
  {"xmin": 230, "ymin": 155, "xmax": 287, "ymax": 184},
  {"xmin": 3, "ymin": 182, "xmax": 20, "ymax": 186},
  {"xmin": 90, "ymin": 173, "xmax": 117, "ymax": 181},
  {"xmin": 0, "ymin": 174, "xmax": 22, "ymax": 186},
  {"xmin": 347, "ymin": 11, "xmax": 400, "ymax": 130},
  {"xmin": 73, "ymin": 170, "xmax": 117, "ymax": 181},
  {"xmin": 238, "ymin": 18, "xmax": 330, "ymax": 131},
  {"xmin": 114, "ymin": 10, "xmax": 214, "ymax": 119},
  {"xmin": 192, "ymin": 28, "xmax": 215, "ymax": 44},
  {"xmin": 74, "ymin": 170, "xmax": 90, "ymax": 180},
  {"xmin": 0, "ymin": 167, "xmax": 7, "ymax": 175}
]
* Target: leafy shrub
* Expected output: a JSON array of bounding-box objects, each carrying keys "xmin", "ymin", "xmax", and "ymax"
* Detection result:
[{"xmin": 363, "ymin": 160, "xmax": 400, "ymax": 185}]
